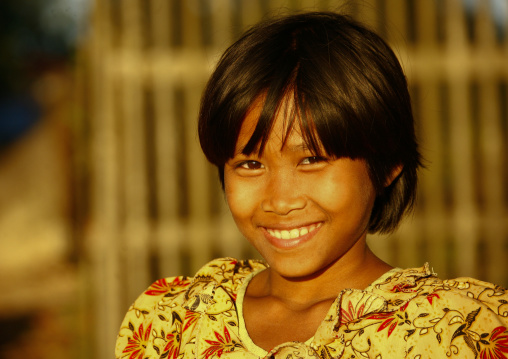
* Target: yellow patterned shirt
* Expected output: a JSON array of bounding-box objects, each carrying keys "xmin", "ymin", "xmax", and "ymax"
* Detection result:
[{"xmin": 116, "ymin": 258, "xmax": 508, "ymax": 359}]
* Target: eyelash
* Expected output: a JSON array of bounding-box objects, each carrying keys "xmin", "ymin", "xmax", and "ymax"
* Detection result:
[
  {"xmin": 234, "ymin": 156, "xmax": 327, "ymax": 170},
  {"xmin": 237, "ymin": 160, "xmax": 264, "ymax": 170},
  {"xmin": 300, "ymin": 156, "xmax": 327, "ymax": 165}
]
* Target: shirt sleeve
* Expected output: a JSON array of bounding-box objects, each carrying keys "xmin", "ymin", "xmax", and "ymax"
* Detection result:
[
  {"xmin": 405, "ymin": 277, "xmax": 508, "ymax": 358},
  {"xmin": 115, "ymin": 276, "xmax": 191, "ymax": 359}
]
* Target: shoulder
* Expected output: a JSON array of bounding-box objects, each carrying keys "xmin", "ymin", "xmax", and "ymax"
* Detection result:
[
  {"xmin": 372, "ymin": 264, "xmax": 507, "ymax": 310},
  {"xmin": 388, "ymin": 266, "xmax": 508, "ymax": 319},
  {"xmin": 115, "ymin": 257, "xmax": 267, "ymax": 358},
  {"xmin": 123, "ymin": 257, "xmax": 267, "ymax": 309},
  {"xmin": 192, "ymin": 257, "xmax": 268, "ymax": 287},
  {"xmin": 371, "ymin": 265, "xmax": 508, "ymax": 358}
]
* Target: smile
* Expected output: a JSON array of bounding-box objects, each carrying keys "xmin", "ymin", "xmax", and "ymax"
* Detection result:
[{"xmin": 265, "ymin": 223, "xmax": 322, "ymax": 240}]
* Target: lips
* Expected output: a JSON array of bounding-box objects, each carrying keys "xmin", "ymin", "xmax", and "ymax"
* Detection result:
[{"xmin": 263, "ymin": 222, "xmax": 322, "ymax": 249}]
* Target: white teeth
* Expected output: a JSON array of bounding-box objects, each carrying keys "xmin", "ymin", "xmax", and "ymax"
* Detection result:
[
  {"xmin": 267, "ymin": 223, "xmax": 321, "ymax": 240},
  {"xmin": 268, "ymin": 229, "xmax": 281, "ymax": 239}
]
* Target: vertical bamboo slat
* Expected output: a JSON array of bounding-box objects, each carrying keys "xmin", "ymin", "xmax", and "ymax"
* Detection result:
[
  {"xmin": 87, "ymin": 1, "xmax": 122, "ymax": 358},
  {"xmin": 446, "ymin": 0, "xmax": 479, "ymax": 279},
  {"xmin": 208, "ymin": 0, "xmax": 246, "ymax": 262},
  {"xmin": 414, "ymin": 0, "xmax": 449, "ymax": 275},
  {"xmin": 150, "ymin": 0, "xmax": 184, "ymax": 281},
  {"xmin": 185, "ymin": 80, "xmax": 214, "ymax": 273},
  {"xmin": 209, "ymin": 0, "xmax": 233, "ymax": 50},
  {"xmin": 241, "ymin": 0, "xmax": 265, "ymax": 29},
  {"xmin": 475, "ymin": 1, "xmax": 507, "ymax": 284},
  {"xmin": 120, "ymin": 0, "xmax": 152, "ymax": 301},
  {"xmin": 152, "ymin": 76, "xmax": 184, "ymax": 276},
  {"xmin": 385, "ymin": 0, "xmax": 407, "ymax": 46},
  {"xmin": 181, "ymin": 0, "xmax": 202, "ymax": 49}
]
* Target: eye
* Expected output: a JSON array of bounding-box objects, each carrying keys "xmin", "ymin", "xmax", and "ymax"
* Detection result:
[
  {"xmin": 300, "ymin": 156, "xmax": 327, "ymax": 165},
  {"xmin": 237, "ymin": 160, "xmax": 264, "ymax": 170}
]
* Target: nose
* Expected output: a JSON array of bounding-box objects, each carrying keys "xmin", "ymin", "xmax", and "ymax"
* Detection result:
[{"xmin": 260, "ymin": 170, "xmax": 307, "ymax": 215}]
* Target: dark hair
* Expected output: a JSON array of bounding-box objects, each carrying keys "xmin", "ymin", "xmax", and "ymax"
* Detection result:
[{"xmin": 198, "ymin": 11, "xmax": 422, "ymax": 234}]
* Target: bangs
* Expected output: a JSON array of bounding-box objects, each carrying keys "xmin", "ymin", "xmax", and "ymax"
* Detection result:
[
  {"xmin": 239, "ymin": 72, "xmax": 381, "ymax": 163},
  {"xmin": 240, "ymin": 88, "xmax": 326, "ymax": 159},
  {"xmin": 226, "ymin": 21, "xmax": 398, "ymax": 163}
]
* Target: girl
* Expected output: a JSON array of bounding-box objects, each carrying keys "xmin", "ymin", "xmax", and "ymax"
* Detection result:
[{"xmin": 116, "ymin": 12, "xmax": 508, "ymax": 359}]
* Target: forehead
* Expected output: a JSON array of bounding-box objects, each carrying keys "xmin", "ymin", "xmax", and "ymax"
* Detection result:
[
  {"xmin": 234, "ymin": 96, "xmax": 311, "ymax": 155},
  {"xmin": 236, "ymin": 98, "xmax": 264, "ymax": 147}
]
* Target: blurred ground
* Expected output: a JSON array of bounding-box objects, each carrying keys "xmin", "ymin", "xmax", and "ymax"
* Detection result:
[
  {"xmin": 0, "ymin": 1, "xmax": 88, "ymax": 357},
  {"xmin": 0, "ymin": 69, "xmax": 80, "ymax": 359}
]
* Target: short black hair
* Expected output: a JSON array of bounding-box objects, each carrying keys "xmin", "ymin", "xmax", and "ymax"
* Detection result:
[{"xmin": 198, "ymin": 11, "xmax": 422, "ymax": 234}]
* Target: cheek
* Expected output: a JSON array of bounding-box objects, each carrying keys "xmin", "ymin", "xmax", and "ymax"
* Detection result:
[
  {"xmin": 349, "ymin": 181, "xmax": 377, "ymax": 226},
  {"xmin": 311, "ymin": 172, "xmax": 376, "ymax": 218},
  {"xmin": 224, "ymin": 175, "xmax": 258, "ymax": 222}
]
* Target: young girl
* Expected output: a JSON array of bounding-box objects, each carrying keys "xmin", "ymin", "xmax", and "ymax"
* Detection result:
[{"xmin": 116, "ymin": 12, "xmax": 508, "ymax": 359}]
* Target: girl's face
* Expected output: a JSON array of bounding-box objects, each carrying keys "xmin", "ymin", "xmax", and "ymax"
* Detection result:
[{"xmin": 224, "ymin": 100, "xmax": 377, "ymax": 279}]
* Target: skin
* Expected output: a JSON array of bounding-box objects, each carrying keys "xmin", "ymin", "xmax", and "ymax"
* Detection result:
[{"xmin": 223, "ymin": 98, "xmax": 400, "ymax": 351}]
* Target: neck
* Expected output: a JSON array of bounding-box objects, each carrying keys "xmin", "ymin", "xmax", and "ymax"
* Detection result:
[{"xmin": 250, "ymin": 245, "xmax": 391, "ymax": 307}]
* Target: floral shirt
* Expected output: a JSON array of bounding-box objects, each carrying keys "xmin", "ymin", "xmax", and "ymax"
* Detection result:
[{"xmin": 116, "ymin": 258, "xmax": 508, "ymax": 359}]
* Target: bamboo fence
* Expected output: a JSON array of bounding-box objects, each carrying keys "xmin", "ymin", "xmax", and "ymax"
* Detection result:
[{"xmin": 79, "ymin": 1, "xmax": 508, "ymax": 357}]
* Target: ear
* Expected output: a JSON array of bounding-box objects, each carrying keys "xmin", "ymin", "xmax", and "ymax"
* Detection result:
[{"xmin": 384, "ymin": 164, "xmax": 403, "ymax": 187}]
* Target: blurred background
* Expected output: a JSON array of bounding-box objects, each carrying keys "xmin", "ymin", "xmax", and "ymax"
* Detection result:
[{"xmin": 0, "ymin": 0, "xmax": 506, "ymax": 358}]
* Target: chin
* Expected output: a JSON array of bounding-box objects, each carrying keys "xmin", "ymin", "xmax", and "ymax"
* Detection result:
[{"xmin": 265, "ymin": 255, "xmax": 331, "ymax": 280}]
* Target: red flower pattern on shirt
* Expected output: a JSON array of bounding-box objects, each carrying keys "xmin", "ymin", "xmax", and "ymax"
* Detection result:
[
  {"xmin": 479, "ymin": 326, "xmax": 508, "ymax": 359},
  {"xmin": 426, "ymin": 292, "xmax": 440, "ymax": 305},
  {"xmin": 367, "ymin": 302, "xmax": 410, "ymax": 337},
  {"xmin": 202, "ymin": 326, "xmax": 240, "ymax": 358},
  {"xmin": 341, "ymin": 300, "xmax": 365, "ymax": 325},
  {"xmin": 144, "ymin": 277, "xmax": 189, "ymax": 296},
  {"xmin": 163, "ymin": 322, "xmax": 181, "ymax": 359},
  {"xmin": 122, "ymin": 322, "xmax": 152, "ymax": 359},
  {"xmin": 183, "ymin": 310, "xmax": 200, "ymax": 333}
]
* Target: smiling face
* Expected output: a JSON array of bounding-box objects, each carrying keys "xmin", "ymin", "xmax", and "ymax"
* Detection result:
[{"xmin": 224, "ymin": 99, "xmax": 378, "ymax": 279}]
